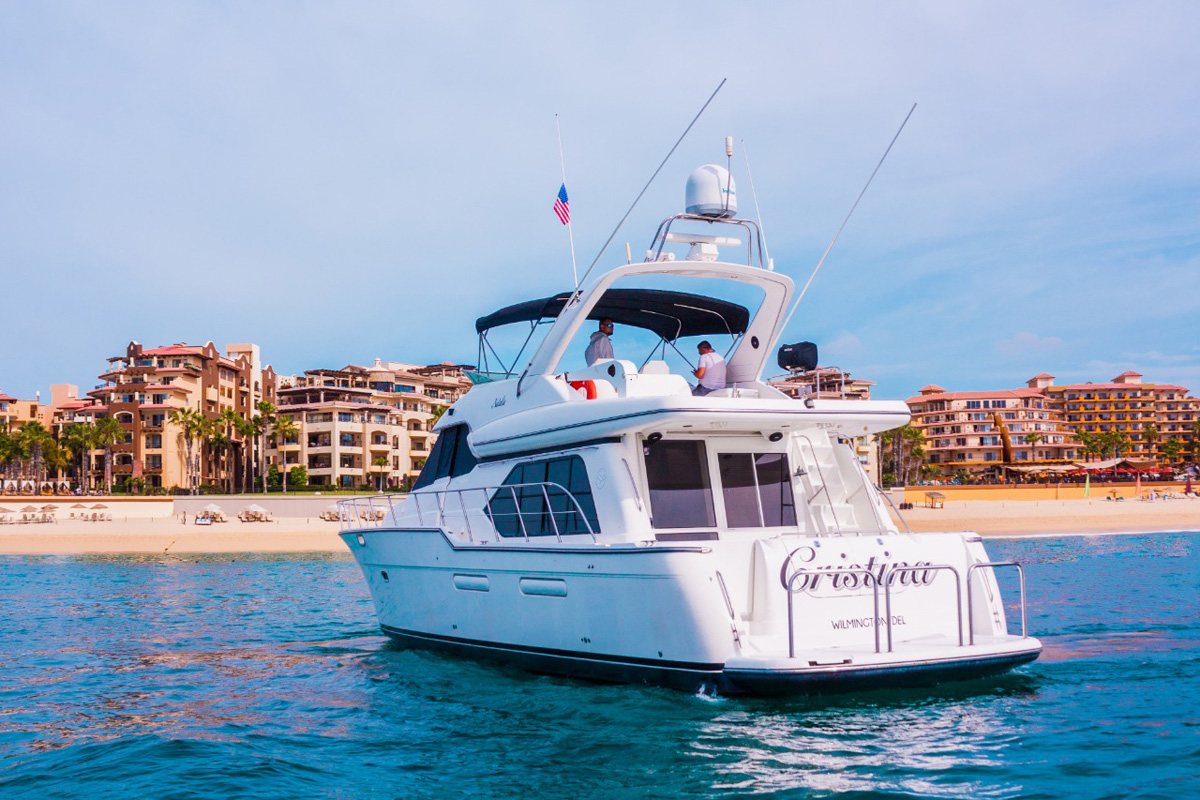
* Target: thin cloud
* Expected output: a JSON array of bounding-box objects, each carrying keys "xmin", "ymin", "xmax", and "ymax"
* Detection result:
[{"xmin": 995, "ymin": 332, "xmax": 1065, "ymax": 357}]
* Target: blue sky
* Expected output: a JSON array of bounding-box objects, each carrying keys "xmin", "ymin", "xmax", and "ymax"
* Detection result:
[{"xmin": 2, "ymin": 1, "xmax": 1197, "ymax": 402}]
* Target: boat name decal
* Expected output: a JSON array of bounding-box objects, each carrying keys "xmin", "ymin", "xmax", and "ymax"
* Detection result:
[
  {"xmin": 831, "ymin": 615, "xmax": 907, "ymax": 629},
  {"xmin": 492, "ymin": 396, "xmax": 507, "ymax": 407},
  {"xmin": 781, "ymin": 549, "xmax": 937, "ymax": 592}
]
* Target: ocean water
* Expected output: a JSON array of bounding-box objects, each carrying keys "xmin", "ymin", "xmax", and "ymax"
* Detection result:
[{"xmin": 0, "ymin": 533, "xmax": 1196, "ymax": 800}]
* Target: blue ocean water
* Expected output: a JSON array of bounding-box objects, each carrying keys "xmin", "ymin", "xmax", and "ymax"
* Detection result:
[{"xmin": 0, "ymin": 533, "xmax": 1196, "ymax": 799}]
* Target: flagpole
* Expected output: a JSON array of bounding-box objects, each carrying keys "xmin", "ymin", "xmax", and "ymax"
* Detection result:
[{"xmin": 556, "ymin": 114, "xmax": 579, "ymax": 287}]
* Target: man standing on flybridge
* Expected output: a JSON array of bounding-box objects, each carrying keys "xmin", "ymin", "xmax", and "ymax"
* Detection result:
[
  {"xmin": 585, "ymin": 318, "xmax": 615, "ymax": 366},
  {"xmin": 692, "ymin": 340, "xmax": 726, "ymax": 396}
]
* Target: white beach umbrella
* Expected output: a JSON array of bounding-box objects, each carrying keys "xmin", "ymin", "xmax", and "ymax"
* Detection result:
[
  {"xmin": 202, "ymin": 503, "xmax": 223, "ymax": 513},
  {"xmin": 246, "ymin": 504, "xmax": 268, "ymax": 514}
]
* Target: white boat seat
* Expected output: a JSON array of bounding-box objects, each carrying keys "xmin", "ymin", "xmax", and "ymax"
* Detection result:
[{"xmin": 641, "ymin": 360, "xmax": 670, "ymax": 375}]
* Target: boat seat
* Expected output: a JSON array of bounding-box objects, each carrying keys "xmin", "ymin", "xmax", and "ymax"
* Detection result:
[{"xmin": 641, "ymin": 360, "xmax": 670, "ymax": 375}]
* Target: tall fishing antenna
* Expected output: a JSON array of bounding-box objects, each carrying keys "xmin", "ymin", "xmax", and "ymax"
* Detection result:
[
  {"xmin": 556, "ymin": 114, "xmax": 579, "ymax": 287},
  {"xmin": 741, "ymin": 139, "xmax": 772, "ymax": 270},
  {"xmin": 572, "ymin": 78, "xmax": 727, "ymax": 295},
  {"xmin": 779, "ymin": 102, "xmax": 917, "ymax": 335}
]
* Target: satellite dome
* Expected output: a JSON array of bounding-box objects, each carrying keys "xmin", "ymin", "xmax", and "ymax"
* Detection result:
[{"xmin": 685, "ymin": 164, "xmax": 737, "ymax": 218}]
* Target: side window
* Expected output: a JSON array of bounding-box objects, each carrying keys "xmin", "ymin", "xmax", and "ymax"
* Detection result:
[
  {"xmin": 717, "ymin": 452, "xmax": 797, "ymax": 528},
  {"xmin": 412, "ymin": 424, "xmax": 475, "ymax": 490},
  {"xmin": 487, "ymin": 455, "xmax": 600, "ymax": 537},
  {"xmin": 644, "ymin": 440, "xmax": 716, "ymax": 529}
]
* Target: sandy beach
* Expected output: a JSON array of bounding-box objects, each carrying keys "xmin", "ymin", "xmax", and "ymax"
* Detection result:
[{"xmin": 0, "ymin": 495, "xmax": 1195, "ymax": 554}]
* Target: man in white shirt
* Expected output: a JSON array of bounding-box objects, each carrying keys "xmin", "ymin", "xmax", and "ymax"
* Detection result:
[
  {"xmin": 584, "ymin": 318, "xmax": 615, "ymax": 366},
  {"xmin": 692, "ymin": 340, "xmax": 726, "ymax": 396}
]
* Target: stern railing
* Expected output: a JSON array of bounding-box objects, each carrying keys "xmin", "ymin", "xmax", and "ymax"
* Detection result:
[{"xmin": 784, "ymin": 561, "xmax": 1030, "ymax": 659}]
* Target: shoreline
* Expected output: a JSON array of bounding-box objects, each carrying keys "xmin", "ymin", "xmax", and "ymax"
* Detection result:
[{"xmin": 0, "ymin": 497, "xmax": 1196, "ymax": 555}]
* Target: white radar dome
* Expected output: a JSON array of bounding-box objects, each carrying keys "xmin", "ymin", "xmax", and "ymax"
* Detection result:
[{"xmin": 685, "ymin": 164, "xmax": 738, "ymax": 218}]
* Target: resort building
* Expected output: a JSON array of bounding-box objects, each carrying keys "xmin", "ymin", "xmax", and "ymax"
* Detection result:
[
  {"xmin": 769, "ymin": 366, "xmax": 880, "ymax": 484},
  {"xmin": 908, "ymin": 371, "xmax": 1200, "ymax": 479},
  {"xmin": 1035, "ymin": 371, "xmax": 1199, "ymax": 461},
  {"xmin": 268, "ymin": 360, "xmax": 473, "ymax": 489},
  {"xmin": 84, "ymin": 341, "xmax": 277, "ymax": 490}
]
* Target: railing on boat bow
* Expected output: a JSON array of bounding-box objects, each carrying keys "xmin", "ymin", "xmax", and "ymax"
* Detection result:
[
  {"xmin": 783, "ymin": 561, "xmax": 1030, "ymax": 658},
  {"xmin": 337, "ymin": 481, "xmax": 599, "ymax": 543}
]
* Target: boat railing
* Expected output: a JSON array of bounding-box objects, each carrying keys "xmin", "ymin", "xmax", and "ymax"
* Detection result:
[
  {"xmin": 338, "ymin": 481, "xmax": 599, "ymax": 544},
  {"xmin": 784, "ymin": 562, "xmax": 1031, "ymax": 658},
  {"xmin": 646, "ymin": 213, "xmax": 765, "ymax": 267},
  {"xmin": 966, "ymin": 562, "xmax": 1028, "ymax": 644}
]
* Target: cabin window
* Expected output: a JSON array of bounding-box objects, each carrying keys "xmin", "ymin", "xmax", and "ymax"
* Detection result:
[
  {"xmin": 644, "ymin": 440, "xmax": 716, "ymax": 529},
  {"xmin": 412, "ymin": 424, "xmax": 476, "ymax": 489},
  {"xmin": 717, "ymin": 452, "xmax": 797, "ymax": 528},
  {"xmin": 487, "ymin": 455, "xmax": 599, "ymax": 537}
]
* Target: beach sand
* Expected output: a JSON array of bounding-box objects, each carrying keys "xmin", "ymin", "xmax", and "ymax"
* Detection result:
[
  {"xmin": 0, "ymin": 497, "xmax": 1196, "ymax": 555},
  {"xmin": 897, "ymin": 496, "xmax": 1200, "ymax": 537}
]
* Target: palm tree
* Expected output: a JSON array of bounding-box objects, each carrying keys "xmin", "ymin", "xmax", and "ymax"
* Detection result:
[
  {"xmin": 0, "ymin": 429, "xmax": 21, "ymax": 489},
  {"xmin": 61, "ymin": 423, "xmax": 94, "ymax": 492},
  {"xmin": 272, "ymin": 413, "xmax": 299, "ymax": 494},
  {"xmin": 91, "ymin": 417, "xmax": 125, "ymax": 494},
  {"xmin": 1022, "ymin": 432, "xmax": 1043, "ymax": 462},
  {"xmin": 1161, "ymin": 437, "xmax": 1182, "ymax": 466},
  {"xmin": 15, "ymin": 422, "xmax": 54, "ymax": 490},
  {"xmin": 373, "ymin": 454, "xmax": 389, "ymax": 491},
  {"xmin": 168, "ymin": 408, "xmax": 204, "ymax": 494},
  {"xmin": 236, "ymin": 416, "xmax": 256, "ymax": 493},
  {"xmin": 1141, "ymin": 422, "xmax": 1159, "ymax": 460},
  {"xmin": 255, "ymin": 400, "xmax": 276, "ymax": 494}
]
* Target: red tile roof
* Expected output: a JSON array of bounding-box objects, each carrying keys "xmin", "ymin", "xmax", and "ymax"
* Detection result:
[{"xmin": 908, "ymin": 388, "xmax": 1046, "ymax": 403}]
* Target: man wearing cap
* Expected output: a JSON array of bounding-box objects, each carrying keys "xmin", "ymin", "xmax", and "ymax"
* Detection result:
[
  {"xmin": 585, "ymin": 318, "xmax": 615, "ymax": 366},
  {"xmin": 692, "ymin": 341, "xmax": 726, "ymax": 396}
]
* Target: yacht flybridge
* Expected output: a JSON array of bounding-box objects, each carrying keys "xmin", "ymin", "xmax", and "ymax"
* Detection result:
[{"xmin": 340, "ymin": 162, "xmax": 1041, "ymax": 694}]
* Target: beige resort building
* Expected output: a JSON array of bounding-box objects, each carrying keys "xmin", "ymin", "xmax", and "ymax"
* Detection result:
[
  {"xmin": 83, "ymin": 341, "xmax": 277, "ymax": 490},
  {"xmin": 908, "ymin": 371, "xmax": 1199, "ymax": 479},
  {"xmin": 268, "ymin": 360, "xmax": 472, "ymax": 489}
]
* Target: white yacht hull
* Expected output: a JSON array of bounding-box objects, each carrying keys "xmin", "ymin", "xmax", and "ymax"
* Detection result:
[{"xmin": 342, "ymin": 527, "xmax": 1041, "ymax": 695}]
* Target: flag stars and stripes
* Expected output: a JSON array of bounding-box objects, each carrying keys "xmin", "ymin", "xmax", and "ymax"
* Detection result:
[{"xmin": 553, "ymin": 183, "xmax": 570, "ymax": 224}]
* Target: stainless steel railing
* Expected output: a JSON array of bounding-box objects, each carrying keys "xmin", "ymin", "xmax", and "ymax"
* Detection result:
[
  {"xmin": 784, "ymin": 561, "xmax": 1030, "ymax": 658},
  {"xmin": 337, "ymin": 481, "xmax": 599, "ymax": 543}
]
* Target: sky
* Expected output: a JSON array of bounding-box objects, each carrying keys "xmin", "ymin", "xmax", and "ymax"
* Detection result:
[{"xmin": 2, "ymin": 1, "xmax": 1198, "ymax": 402}]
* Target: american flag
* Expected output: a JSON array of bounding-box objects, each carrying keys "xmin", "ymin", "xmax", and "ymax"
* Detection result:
[{"xmin": 553, "ymin": 183, "xmax": 570, "ymax": 224}]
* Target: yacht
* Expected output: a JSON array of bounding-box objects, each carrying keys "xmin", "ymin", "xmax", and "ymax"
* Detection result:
[{"xmin": 339, "ymin": 162, "xmax": 1041, "ymax": 694}]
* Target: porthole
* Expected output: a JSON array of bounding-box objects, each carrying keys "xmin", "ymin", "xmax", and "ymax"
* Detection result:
[{"xmin": 380, "ymin": 570, "xmax": 389, "ymax": 582}]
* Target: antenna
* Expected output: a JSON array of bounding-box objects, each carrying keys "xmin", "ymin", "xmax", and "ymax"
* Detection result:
[
  {"xmin": 779, "ymin": 102, "xmax": 917, "ymax": 335},
  {"xmin": 571, "ymin": 78, "xmax": 727, "ymax": 295},
  {"xmin": 555, "ymin": 114, "xmax": 579, "ymax": 287},
  {"xmin": 723, "ymin": 135, "xmax": 733, "ymax": 216},
  {"xmin": 741, "ymin": 139, "xmax": 772, "ymax": 270}
]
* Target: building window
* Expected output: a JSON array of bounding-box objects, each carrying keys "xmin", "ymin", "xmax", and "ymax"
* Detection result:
[{"xmin": 644, "ymin": 439, "xmax": 716, "ymax": 529}]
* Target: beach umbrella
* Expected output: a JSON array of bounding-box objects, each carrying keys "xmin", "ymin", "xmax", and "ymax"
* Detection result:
[
  {"xmin": 0, "ymin": 507, "xmax": 11, "ymax": 513},
  {"xmin": 202, "ymin": 503, "xmax": 222, "ymax": 513},
  {"xmin": 71, "ymin": 503, "xmax": 88, "ymax": 509},
  {"xmin": 246, "ymin": 504, "xmax": 268, "ymax": 514},
  {"xmin": 41, "ymin": 504, "xmax": 57, "ymax": 511},
  {"xmin": 21, "ymin": 505, "xmax": 38, "ymax": 512},
  {"xmin": 91, "ymin": 503, "xmax": 108, "ymax": 509}
]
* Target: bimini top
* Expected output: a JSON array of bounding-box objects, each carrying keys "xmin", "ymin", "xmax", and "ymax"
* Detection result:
[{"xmin": 475, "ymin": 288, "xmax": 750, "ymax": 342}]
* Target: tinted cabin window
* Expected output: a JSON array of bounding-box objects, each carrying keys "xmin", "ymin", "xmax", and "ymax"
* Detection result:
[
  {"xmin": 644, "ymin": 440, "xmax": 716, "ymax": 529},
  {"xmin": 487, "ymin": 455, "xmax": 599, "ymax": 537},
  {"xmin": 412, "ymin": 424, "xmax": 475, "ymax": 490},
  {"xmin": 718, "ymin": 452, "xmax": 797, "ymax": 528}
]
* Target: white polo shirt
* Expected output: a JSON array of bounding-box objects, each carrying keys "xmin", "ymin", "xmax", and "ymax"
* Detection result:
[{"xmin": 697, "ymin": 351, "xmax": 726, "ymax": 390}]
